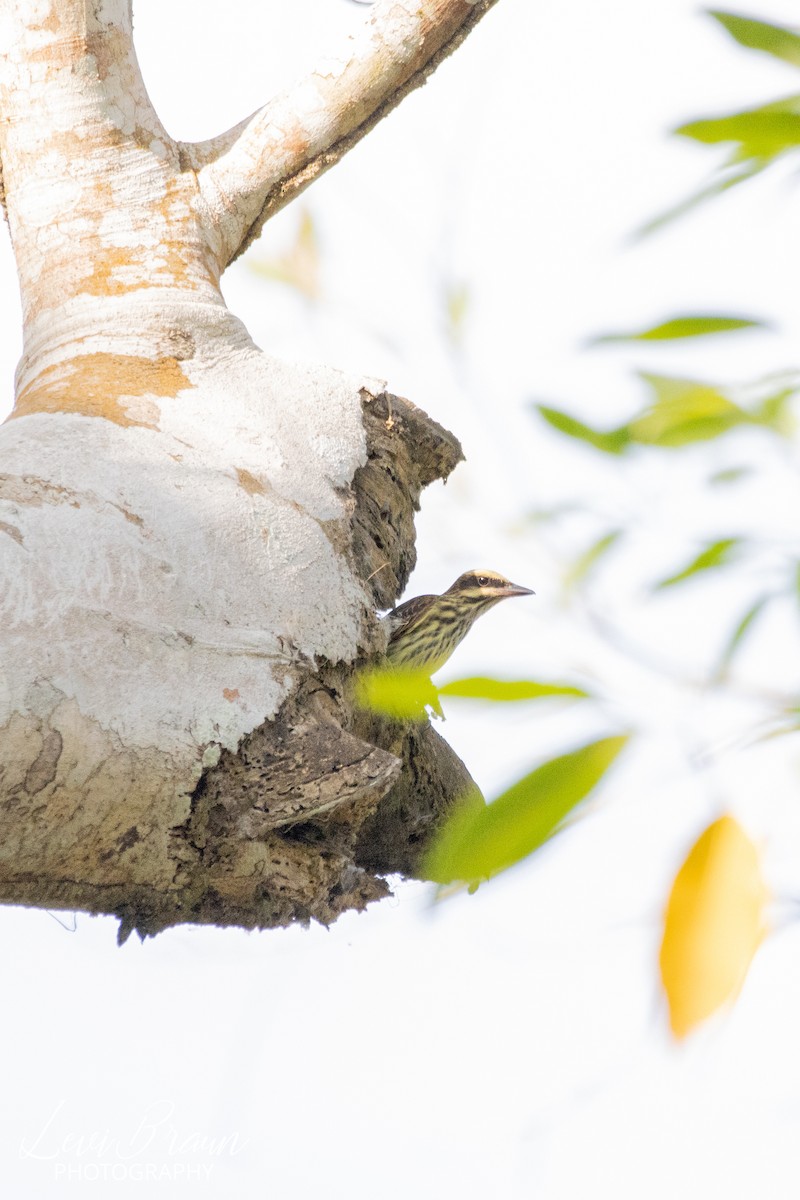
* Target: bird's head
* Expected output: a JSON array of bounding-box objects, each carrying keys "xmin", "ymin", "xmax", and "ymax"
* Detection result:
[{"xmin": 444, "ymin": 570, "xmax": 535, "ymax": 608}]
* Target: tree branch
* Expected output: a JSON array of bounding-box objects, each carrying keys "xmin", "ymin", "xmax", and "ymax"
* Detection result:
[
  {"xmin": 0, "ymin": 0, "xmax": 483, "ymax": 938},
  {"xmin": 188, "ymin": 0, "xmax": 501, "ymax": 266}
]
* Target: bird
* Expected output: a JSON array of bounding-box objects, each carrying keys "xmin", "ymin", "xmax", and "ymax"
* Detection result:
[{"xmin": 383, "ymin": 569, "xmax": 534, "ymax": 675}]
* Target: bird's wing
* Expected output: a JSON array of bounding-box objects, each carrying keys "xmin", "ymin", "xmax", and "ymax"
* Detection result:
[{"xmin": 385, "ymin": 593, "xmax": 435, "ymax": 639}]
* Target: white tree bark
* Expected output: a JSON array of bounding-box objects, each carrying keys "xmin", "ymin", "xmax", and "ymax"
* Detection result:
[{"xmin": 0, "ymin": 0, "xmax": 493, "ymax": 938}]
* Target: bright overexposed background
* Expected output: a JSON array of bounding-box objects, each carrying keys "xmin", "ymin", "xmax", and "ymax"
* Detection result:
[{"xmin": 3, "ymin": 1, "xmax": 800, "ymax": 1195}]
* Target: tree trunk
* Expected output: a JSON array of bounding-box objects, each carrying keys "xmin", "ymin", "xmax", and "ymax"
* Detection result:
[{"xmin": 0, "ymin": 0, "xmax": 495, "ymax": 939}]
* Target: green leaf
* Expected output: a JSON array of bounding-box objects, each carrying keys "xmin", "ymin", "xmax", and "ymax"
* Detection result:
[
  {"xmin": 633, "ymin": 161, "xmax": 765, "ymax": 240},
  {"xmin": 536, "ymin": 404, "xmax": 631, "ymax": 454},
  {"xmin": 509, "ymin": 500, "xmax": 586, "ymax": 532},
  {"xmin": 444, "ymin": 282, "xmax": 470, "ymax": 346},
  {"xmin": 654, "ymin": 538, "xmax": 743, "ymax": 590},
  {"xmin": 629, "ymin": 374, "xmax": 750, "ymax": 446},
  {"xmin": 751, "ymin": 711, "xmax": 800, "ymax": 744},
  {"xmin": 563, "ymin": 529, "xmax": 623, "ymax": 591},
  {"xmin": 676, "ymin": 96, "xmax": 800, "ymax": 159},
  {"xmin": 438, "ymin": 677, "xmax": 589, "ymax": 702},
  {"xmin": 708, "ymin": 465, "xmax": 753, "ymax": 485},
  {"xmin": 709, "ymin": 11, "xmax": 800, "ymax": 69},
  {"xmin": 353, "ymin": 667, "xmax": 440, "ymax": 721},
  {"xmin": 249, "ymin": 209, "xmax": 321, "ymax": 300},
  {"xmin": 354, "ymin": 669, "xmax": 589, "ymax": 718},
  {"xmin": 538, "ymin": 375, "xmax": 794, "ymax": 460},
  {"xmin": 422, "ymin": 735, "xmax": 629, "ymax": 886},
  {"xmin": 713, "ymin": 595, "xmax": 771, "ymax": 679},
  {"xmin": 752, "ymin": 384, "xmax": 797, "ymax": 435},
  {"xmin": 591, "ymin": 315, "xmax": 765, "ymax": 344}
]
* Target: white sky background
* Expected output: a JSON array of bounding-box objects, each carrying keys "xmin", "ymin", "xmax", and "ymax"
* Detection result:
[{"xmin": 3, "ymin": 0, "xmax": 800, "ymax": 1195}]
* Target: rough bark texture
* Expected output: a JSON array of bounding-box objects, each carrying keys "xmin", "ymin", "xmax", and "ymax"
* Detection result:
[
  {"xmin": 1, "ymin": 383, "xmax": 473, "ymax": 942},
  {"xmin": 117, "ymin": 392, "xmax": 470, "ymax": 941}
]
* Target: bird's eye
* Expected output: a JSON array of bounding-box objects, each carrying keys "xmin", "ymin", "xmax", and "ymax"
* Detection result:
[{"xmin": 477, "ymin": 576, "xmax": 490, "ymax": 587}]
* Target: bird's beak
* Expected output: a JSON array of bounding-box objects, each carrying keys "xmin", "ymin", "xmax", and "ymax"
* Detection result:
[{"xmin": 501, "ymin": 582, "xmax": 535, "ymax": 598}]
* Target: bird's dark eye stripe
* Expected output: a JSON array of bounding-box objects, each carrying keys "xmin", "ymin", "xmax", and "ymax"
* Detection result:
[{"xmin": 457, "ymin": 574, "xmax": 493, "ymax": 590}]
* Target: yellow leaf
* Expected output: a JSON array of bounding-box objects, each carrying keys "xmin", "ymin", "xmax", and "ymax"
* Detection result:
[{"xmin": 660, "ymin": 815, "xmax": 768, "ymax": 1039}]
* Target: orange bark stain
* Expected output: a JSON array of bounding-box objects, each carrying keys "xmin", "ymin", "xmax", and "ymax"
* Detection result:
[
  {"xmin": 10, "ymin": 352, "xmax": 191, "ymax": 428},
  {"xmin": 222, "ymin": 688, "xmax": 240, "ymax": 702},
  {"xmin": 78, "ymin": 240, "xmax": 199, "ymax": 297},
  {"xmin": 79, "ymin": 247, "xmax": 151, "ymax": 297}
]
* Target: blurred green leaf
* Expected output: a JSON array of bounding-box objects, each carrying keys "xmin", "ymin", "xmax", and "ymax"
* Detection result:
[
  {"xmin": 536, "ymin": 404, "xmax": 631, "ymax": 454},
  {"xmin": 637, "ymin": 26, "xmax": 800, "ymax": 238},
  {"xmin": 654, "ymin": 538, "xmax": 743, "ymax": 590},
  {"xmin": 713, "ymin": 595, "xmax": 771, "ymax": 679},
  {"xmin": 354, "ymin": 669, "xmax": 589, "ymax": 719},
  {"xmin": 634, "ymin": 161, "xmax": 764, "ymax": 240},
  {"xmin": 753, "ymin": 383, "xmax": 797, "ymax": 434},
  {"xmin": 439, "ymin": 677, "xmax": 589, "ymax": 702},
  {"xmin": 677, "ymin": 95, "xmax": 800, "ymax": 160},
  {"xmin": 709, "ymin": 11, "xmax": 800, "ymax": 68},
  {"xmin": 422, "ymin": 735, "xmax": 628, "ymax": 886},
  {"xmin": 508, "ymin": 500, "xmax": 586, "ymax": 532},
  {"xmin": 752, "ymin": 710, "xmax": 800, "ymax": 744},
  {"xmin": 537, "ymin": 374, "xmax": 795, "ymax": 458},
  {"xmin": 591, "ymin": 315, "xmax": 765, "ymax": 344},
  {"xmin": 630, "ymin": 374, "xmax": 750, "ymax": 446},
  {"xmin": 708, "ymin": 465, "xmax": 753, "ymax": 485},
  {"xmin": 563, "ymin": 529, "xmax": 623, "ymax": 591},
  {"xmin": 444, "ymin": 282, "xmax": 470, "ymax": 346},
  {"xmin": 249, "ymin": 209, "xmax": 320, "ymax": 300},
  {"xmin": 354, "ymin": 667, "xmax": 439, "ymax": 721}
]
